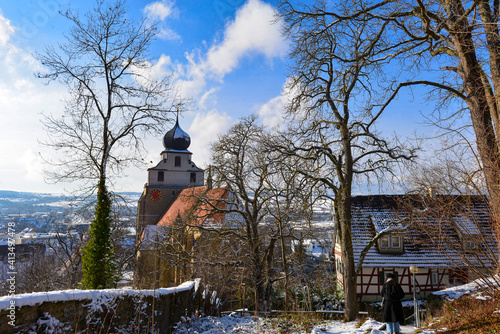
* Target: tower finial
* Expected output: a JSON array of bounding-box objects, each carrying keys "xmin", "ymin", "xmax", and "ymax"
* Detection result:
[{"xmin": 163, "ymin": 109, "xmax": 191, "ymax": 150}]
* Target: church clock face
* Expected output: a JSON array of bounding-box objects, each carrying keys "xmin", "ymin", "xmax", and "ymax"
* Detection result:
[{"xmin": 150, "ymin": 189, "xmax": 162, "ymax": 201}]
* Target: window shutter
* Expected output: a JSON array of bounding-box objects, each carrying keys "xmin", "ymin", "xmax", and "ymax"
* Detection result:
[{"xmin": 379, "ymin": 271, "xmax": 385, "ymax": 284}]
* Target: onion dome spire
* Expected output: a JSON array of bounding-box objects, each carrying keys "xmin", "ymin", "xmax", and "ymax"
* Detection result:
[{"xmin": 163, "ymin": 111, "xmax": 191, "ymax": 150}]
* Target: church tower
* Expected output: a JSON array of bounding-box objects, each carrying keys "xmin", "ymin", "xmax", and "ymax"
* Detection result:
[{"xmin": 136, "ymin": 117, "xmax": 204, "ymax": 236}]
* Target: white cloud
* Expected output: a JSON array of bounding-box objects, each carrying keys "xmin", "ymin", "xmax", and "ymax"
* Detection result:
[
  {"xmin": 258, "ymin": 78, "xmax": 297, "ymax": 130},
  {"xmin": 144, "ymin": 0, "xmax": 180, "ymax": 41},
  {"xmin": 188, "ymin": 111, "xmax": 233, "ymax": 166},
  {"xmin": 174, "ymin": 51, "xmax": 208, "ymax": 98},
  {"xmin": 0, "ymin": 10, "xmax": 14, "ymax": 46},
  {"xmin": 136, "ymin": 0, "xmax": 287, "ymax": 104},
  {"xmin": 130, "ymin": 54, "xmax": 173, "ymax": 86},
  {"xmin": 0, "ymin": 11, "xmax": 68, "ymax": 192},
  {"xmin": 174, "ymin": 0, "xmax": 287, "ymax": 98},
  {"xmin": 158, "ymin": 27, "xmax": 181, "ymax": 41},
  {"xmin": 205, "ymin": 0, "xmax": 286, "ymax": 78},
  {"xmin": 21, "ymin": 149, "xmax": 45, "ymax": 182},
  {"xmin": 144, "ymin": 0, "xmax": 177, "ymax": 21},
  {"xmin": 199, "ymin": 88, "xmax": 219, "ymax": 110}
]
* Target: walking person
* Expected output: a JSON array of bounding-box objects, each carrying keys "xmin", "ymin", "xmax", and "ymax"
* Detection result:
[{"xmin": 381, "ymin": 273, "xmax": 405, "ymax": 334}]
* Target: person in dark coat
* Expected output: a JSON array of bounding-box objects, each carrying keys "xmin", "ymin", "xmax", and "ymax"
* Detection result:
[{"xmin": 381, "ymin": 273, "xmax": 405, "ymax": 334}]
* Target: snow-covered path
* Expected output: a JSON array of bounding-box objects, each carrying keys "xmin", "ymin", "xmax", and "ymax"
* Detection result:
[
  {"xmin": 311, "ymin": 320, "xmax": 419, "ymax": 334},
  {"xmin": 173, "ymin": 315, "xmax": 435, "ymax": 334}
]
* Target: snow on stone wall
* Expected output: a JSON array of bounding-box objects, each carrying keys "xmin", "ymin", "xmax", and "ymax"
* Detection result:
[{"xmin": 0, "ymin": 280, "xmax": 200, "ymax": 334}]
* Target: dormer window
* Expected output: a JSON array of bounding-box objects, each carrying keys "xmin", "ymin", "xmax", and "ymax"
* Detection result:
[
  {"xmin": 379, "ymin": 235, "xmax": 403, "ymax": 253},
  {"xmin": 391, "ymin": 235, "xmax": 401, "ymax": 248},
  {"xmin": 371, "ymin": 213, "xmax": 404, "ymax": 254},
  {"xmin": 454, "ymin": 214, "xmax": 482, "ymax": 252}
]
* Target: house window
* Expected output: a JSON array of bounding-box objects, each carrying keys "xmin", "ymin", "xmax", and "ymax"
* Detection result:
[
  {"xmin": 467, "ymin": 240, "xmax": 477, "ymax": 250},
  {"xmin": 391, "ymin": 236, "xmax": 401, "ymax": 248},
  {"xmin": 157, "ymin": 171, "xmax": 164, "ymax": 182},
  {"xmin": 381, "ymin": 237, "xmax": 390, "ymax": 248},
  {"xmin": 379, "ymin": 234, "xmax": 403, "ymax": 253},
  {"xmin": 336, "ymin": 258, "xmax": 344, "ymax": 275},
  {"xmin": 175, "ymin": 156, "xmax": 181, "ymax": 167},
  {"xmin": 431, "ymin": 270, "xmax": 439, "ymax": 286},
  {"xmin": 190, "ymin": 172, "xmax": 196, "ymax": 183},
  {"xmin": 379, "ymin": 270, "xmax": 398, "ymax": 284}
]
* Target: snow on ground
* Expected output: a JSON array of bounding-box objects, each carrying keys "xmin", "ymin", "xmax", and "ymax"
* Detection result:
[
  {"xmin": 173, "ymin": 315, "xmax": 434, "ymax": 334},
  {"xmin": 432, "ymin": 275, "xmax": 500, "ymax": 300}
]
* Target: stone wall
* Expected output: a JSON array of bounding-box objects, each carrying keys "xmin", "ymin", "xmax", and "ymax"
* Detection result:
[{"xmin": 0, "ymin": 280, "xmax": 200, "ymax": 334}]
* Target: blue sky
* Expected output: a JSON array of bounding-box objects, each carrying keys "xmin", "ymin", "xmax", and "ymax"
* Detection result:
[
  {"xmin": 0, "ymin": 0, "xmax": 436, "ymax": 194},
  {"xmin": 0, "ymin": 0, "xmax": 294, "ymax": 193}
]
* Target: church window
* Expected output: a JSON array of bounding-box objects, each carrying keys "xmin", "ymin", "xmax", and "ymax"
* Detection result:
[
  {"xmin": 157, "ymin": 171, "xmax": 164, "ymax": 182},
  {"xmin": 190, "ymin": 172, "xmax": 196, "ymax": 183},
  {"xmin": 175, "ymin": 156, "xmax": 181, "ymax": 167}
]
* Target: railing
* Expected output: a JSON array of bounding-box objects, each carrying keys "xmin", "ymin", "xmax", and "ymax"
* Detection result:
[{"xmin": 225, "ymin": 310, "xmax": 369, "ymax": 318}]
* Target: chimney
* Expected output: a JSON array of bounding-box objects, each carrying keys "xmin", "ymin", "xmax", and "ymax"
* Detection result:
[{"xmin": 206, "ymin": 165, "xmax": 213, "ymax": 190}]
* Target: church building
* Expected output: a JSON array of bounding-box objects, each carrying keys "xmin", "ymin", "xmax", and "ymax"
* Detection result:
[
  {"xmin": 136, "ymin": 117, "xmax": 204, "ymax": 239},
  {"xmin": 135, "ymin": 117, "xmax": 230, "ymax": 288}
]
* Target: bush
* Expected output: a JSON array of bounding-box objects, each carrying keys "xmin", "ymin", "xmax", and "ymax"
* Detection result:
[{"xmin": 423, "ymin": 293, "xmax": 500, "ymax": 333}]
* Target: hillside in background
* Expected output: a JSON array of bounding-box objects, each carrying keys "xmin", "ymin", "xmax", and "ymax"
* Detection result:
[{"xmin": 0, "ymin": 190, "xmax": 141, "ymax": 213}]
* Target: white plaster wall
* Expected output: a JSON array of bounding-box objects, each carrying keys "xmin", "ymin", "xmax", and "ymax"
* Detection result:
[{"xmin": 147, "ymin": 150, "xmax": 204, "ymax": 187}]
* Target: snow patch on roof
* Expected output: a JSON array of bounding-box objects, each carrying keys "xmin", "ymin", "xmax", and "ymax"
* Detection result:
[{"xmin": 454, "ymin": 214, "xmax": 481, "ymax": 235}]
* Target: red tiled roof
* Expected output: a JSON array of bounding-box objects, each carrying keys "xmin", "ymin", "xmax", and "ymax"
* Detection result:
[{"xmin": 156, "ymin": 186, "xmax": 230, "ymax": 227}]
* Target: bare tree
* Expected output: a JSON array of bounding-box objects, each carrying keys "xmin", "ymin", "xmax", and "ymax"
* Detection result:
[
  {"xmin": 208, "ymin": 115, "xmax": 275, "ymax": 312},
  {"xmin": 260, "ymin": 145, "xmax": 317, "ymax": 312},
  {"xmin": 35, "ymin": 0, "xmax": 181, "ymax": 288},
  {"xmin": 206, "ymin": 115, "xmax": 315, "ymax": 312},
  {"xmin": 277, "ymin": 2, "xmax": 417, "ymax": 320},
  {"xmin": 406, "ymin": 136, "xmax": 486, "ymax": 196},
  {"xmin": 136, "ymin": 200, "xmax": 247, "ymax": 312},
  {"xmin": 279, "ymin": 0, "xmax": 500, "ymax": 251},
  {"xmin": 49, "ymin": 231, "xmax": 85, "ymax": 288}
]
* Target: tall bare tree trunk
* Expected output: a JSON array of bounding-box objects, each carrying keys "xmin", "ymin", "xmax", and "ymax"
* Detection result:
[{"xmin": 449, "ymin": 2, "xmax": 500, "ymax": 248}]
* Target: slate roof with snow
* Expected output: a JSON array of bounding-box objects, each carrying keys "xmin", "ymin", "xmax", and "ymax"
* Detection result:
[{"xmin": 350, "ymin": 195, "xmax": 497, "ymax": 269}]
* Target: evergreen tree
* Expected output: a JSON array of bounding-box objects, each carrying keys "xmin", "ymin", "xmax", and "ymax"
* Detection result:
[{"xmin": 81, "ymin": 178, "xmax": 118, "ymax": 289}]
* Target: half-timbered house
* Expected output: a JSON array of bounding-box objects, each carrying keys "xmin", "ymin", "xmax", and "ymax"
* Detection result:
[{"xmin": 334, "ymin": 194, "xmax": 497, "ymax": 302}]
